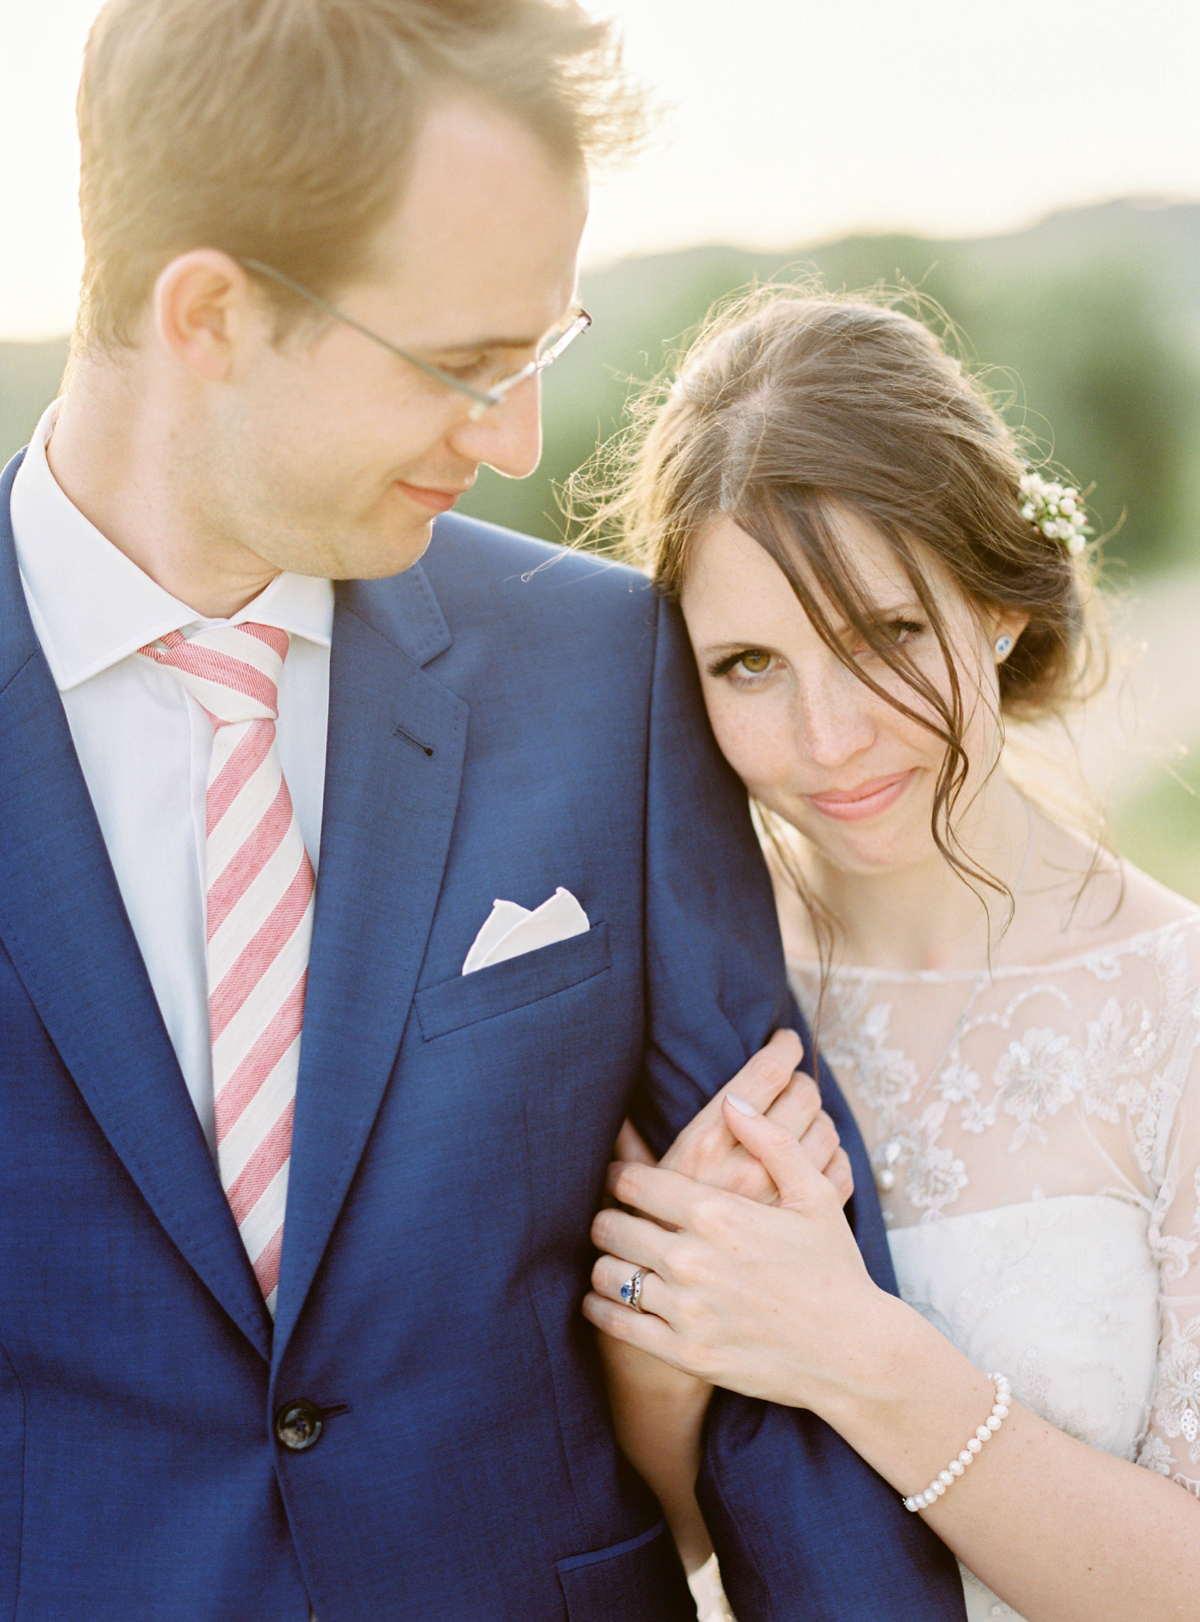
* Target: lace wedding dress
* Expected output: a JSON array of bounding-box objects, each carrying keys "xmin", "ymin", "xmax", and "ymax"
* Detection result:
[{"xmin": 788, "ymin": 914, "xmax": 1200, "ymax": 1621}]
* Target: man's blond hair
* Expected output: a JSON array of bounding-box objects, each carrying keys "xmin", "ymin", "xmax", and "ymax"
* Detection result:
[{"xmin": 76, "ymin": 0, "xmax": 643, "ymax": 352}]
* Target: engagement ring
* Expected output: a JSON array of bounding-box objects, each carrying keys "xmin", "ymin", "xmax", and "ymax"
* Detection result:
[{"xmin": 619, "ymin": 1268, "xmax": 646, "ymax": 1312}]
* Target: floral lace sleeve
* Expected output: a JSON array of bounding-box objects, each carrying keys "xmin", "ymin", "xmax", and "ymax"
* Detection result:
[{"xmin": 1137, "ymin": 982, "xmax": 1200, "ymax": 1495}]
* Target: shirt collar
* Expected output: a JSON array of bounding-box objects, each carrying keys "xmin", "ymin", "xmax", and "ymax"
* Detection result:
[{"xmin": 11, "ymin": 401, "xmax": 334, "ymax": 693}]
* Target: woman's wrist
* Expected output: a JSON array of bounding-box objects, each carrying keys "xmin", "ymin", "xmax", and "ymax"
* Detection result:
[
  {"xmin": 789, "ymin": 1283, "xmax": 914, "ymax": 1422},
  {"xmin": 809, "ymin": 1291, "xmax": 999, "ymax": 1491}
]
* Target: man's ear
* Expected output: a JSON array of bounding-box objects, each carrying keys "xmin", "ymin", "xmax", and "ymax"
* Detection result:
[{"xmin": 152, "ymin": 249, "xmax": 265, "ymax": 381}]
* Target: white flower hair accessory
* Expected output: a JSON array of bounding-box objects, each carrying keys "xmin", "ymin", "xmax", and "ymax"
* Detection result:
[{"xmin": 1018, "ymin": 472, "xmax": 1093, "ymax": 557}]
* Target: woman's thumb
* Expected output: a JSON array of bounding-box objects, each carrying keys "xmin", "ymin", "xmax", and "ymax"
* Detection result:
[
  {"xmin": 721, "ymin": 1093, "xmax": 826, "ymax": 1207},
  {"xmin": 614, "ymin": 1117, "xmax": 658, "ymax": 1166}
]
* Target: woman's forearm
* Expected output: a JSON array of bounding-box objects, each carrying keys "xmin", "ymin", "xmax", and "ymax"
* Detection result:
[
  {"xmin": 588, "ymin": 1122, "xmax": 1200, "ymax": 1622},
  {"xmin": 596, "ymin": 1333, "xmax": 716, "ymax": 1573},
  {"xmin": 817, "ymin": 1292, "xmax": 1200, "ymax": 1622}
]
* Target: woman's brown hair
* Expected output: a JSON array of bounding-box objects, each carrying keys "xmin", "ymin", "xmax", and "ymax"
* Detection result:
[{"xmin": 573, "ymin": 288, "xmax": 1107, "ymax": 961}]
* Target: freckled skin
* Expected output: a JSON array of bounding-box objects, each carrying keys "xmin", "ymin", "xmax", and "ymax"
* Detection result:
[{"xmin": 679, "ymin": 509, "xmax": 1023, "ymax": 882}]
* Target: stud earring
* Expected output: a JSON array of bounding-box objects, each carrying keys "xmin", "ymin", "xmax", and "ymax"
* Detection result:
[{"xmin": 994, "ymin": 634, "xmax": 1014, "ymax": 659}]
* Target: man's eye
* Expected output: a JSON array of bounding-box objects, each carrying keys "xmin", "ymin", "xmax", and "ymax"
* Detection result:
[{"xmin": 442, "ymin": 357, "xmax": 489, "ymax": 382}]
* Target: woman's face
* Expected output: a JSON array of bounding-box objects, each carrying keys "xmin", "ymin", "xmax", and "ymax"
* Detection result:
[{"xmin": 680, "ymin": 508, "xmax": 1017, "ymax": 877}]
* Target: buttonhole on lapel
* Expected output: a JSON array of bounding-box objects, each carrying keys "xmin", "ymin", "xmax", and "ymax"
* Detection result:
[
  {"xmin": 321, "ymin": 1402, "xmax": 351, "ymax": 1419},
  {"xmin": 395, "ymin": 724, "xmax": 434, "ymax": 758}
]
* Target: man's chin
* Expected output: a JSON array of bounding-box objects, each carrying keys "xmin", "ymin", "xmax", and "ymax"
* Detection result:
[{"xmin": 343, "ymin": 516, "xmax": 436, "ymax": 581}]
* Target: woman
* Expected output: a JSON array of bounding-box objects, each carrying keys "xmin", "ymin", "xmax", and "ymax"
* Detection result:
[{"xmin": 580, "ymin": 293, "xmax": 1200, "ymax": 1621}]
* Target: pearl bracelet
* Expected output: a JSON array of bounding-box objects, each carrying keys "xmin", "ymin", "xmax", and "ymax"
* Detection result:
[{"xmin": 903, "ymin": 1373, "xmax": 1011, "ymax": 1513}]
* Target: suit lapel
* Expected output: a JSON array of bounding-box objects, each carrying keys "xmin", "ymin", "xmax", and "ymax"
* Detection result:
[
  {"xmin": 0, "ymin": 455, "xmax": 272, "ymax": 1358},
  {"xmin": 272, "ymin": 569, "xmax": 467, "ymax": 1356}
]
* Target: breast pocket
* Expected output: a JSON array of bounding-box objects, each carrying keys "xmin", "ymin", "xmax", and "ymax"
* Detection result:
[{"xmin": 414, "ymin": 921, "xmax": 611, "ymax": 1041}]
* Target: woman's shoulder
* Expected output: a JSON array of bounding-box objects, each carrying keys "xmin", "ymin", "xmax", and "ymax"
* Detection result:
[
  {"xmin": 1102, "ymin": 859, "xmax": 1200, "ymax": 936},
  {"xmin": 1040, "ymin": 832, "xmax": 1198, "ymax": 958},
  {"xmin": 988, "ymin": 813, "xmax": 1197, "ymax": 970},
  {"xmin": 773, "ymin": 823, "xmax": 1200, "ymax": 985}
]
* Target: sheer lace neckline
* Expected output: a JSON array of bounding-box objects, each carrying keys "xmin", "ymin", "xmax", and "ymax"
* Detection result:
[
  {"xmin": 784, "ymin": 907, "xmax": 1200, "ymax": 1507},
  {"xmin": 786, "ymin": 915, "xmax": 1200, "ymax": 986}
]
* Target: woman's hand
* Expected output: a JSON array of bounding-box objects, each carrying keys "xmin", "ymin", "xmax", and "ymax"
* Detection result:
[
  {"xmin": 595, "ymin": 1097, "xmax": 1200, "ymax": 1622},
  {"xmin": 629, "ymin": 1028, "xmax": 854, "ymax": 1206},
  {"xmin": 586, "ymin": 1092, "xmax": 888, "ymax": 1416},
  {"xmin": 591, "ymin": 1034, "xmax": 851, "ymax": 1576}
]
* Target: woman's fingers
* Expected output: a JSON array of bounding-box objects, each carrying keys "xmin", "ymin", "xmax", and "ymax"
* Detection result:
[
  {"xmin": 762, "ymin": 1070, "xmax": 823, "ymax": 1141},
  {"xmin": 656, "ymin": 1029, "xmax": 802, "ymax": 1184},
  {"xmin": 605, "ymin": 1157, "xmax": 743, "ymax": 1234},
  {"xmin": 826, "ymin": 1147, "xmax": 855, "ymax": 1205},
  {"xmin": 614, "ymin": 1117, "xmax": 657, "ymax": 1166},
  {"xmin": 654, "ymin": 1031, "xmax": 809, "ymax": 1202},
  {"xmin": 591, "ymin": 1252, "xmax": 670, "ymax": 1319},
  {"xmin": 722, "ymin": 1093, "xmax": 835, "ymax": 1209},
  {"xmin": 720, "ymin": 1028, "xmax": 805, "ymax": 1114},
  {"xmin": 582, "ymin": 1289, "xmax": 683, "ymax": 1363},
  {"xmin": 592, "ymin": 1198, "xmax": 680, "ymax": 1274},
  {"xmin": 798, "ymin": 1109, "xmax": 843, "ymax": 1176}
]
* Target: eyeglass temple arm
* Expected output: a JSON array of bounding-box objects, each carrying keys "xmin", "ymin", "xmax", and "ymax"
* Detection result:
[
  {"xmin": 239, "ymin": 257, "xmax": 589, "ymax": 416},
  {"xmin": 238, "ymin": 257, "xmax": 499, "ymax": 410},
  {"xmin": 479, "ymin": 310, "xmax": 593, "ymax": 407}
]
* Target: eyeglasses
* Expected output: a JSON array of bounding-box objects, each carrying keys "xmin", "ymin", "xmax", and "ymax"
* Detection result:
[{"xmin": 240, "ymin": 258, "xmax": 591, "ymax": 420}]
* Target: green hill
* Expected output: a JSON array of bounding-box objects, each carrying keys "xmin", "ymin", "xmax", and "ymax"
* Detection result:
[
  {"xmin": 0, "ymin": 336, "xmax": 69, "ymax": 475},
  {"xmin": 5, "ymin": 198, "xmax": 1199, "ymax": 572}
]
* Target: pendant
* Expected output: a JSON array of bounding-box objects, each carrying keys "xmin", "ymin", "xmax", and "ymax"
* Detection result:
[{"xmin": 874, "ymin": 1138, "xmax": 902, "ymax": 1193}]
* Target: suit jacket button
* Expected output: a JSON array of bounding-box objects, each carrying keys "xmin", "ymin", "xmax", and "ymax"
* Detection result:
[{"xmin": 275, "ymin": 1400, "xmax": 325, "ymax": 1451}]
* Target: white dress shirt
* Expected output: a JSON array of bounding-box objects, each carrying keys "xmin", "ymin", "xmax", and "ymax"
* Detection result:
[{"xmin": 11, "ymin": 403, "xmax": 334, "ymax": 1152}]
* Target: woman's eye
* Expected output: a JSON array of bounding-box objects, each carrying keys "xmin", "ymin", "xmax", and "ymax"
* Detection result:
[
  {"xmin": 706, "ymin": 648, "xmax": 779, "ymax": 683},
  {"xmin": 852, "ymin": 619, "xmax": 925, "ymax": 657}
]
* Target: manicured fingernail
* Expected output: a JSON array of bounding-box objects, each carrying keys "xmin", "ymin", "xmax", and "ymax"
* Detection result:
[{"xmin": 726, "ymin": 1093, "xmax": 758, "ymax": 1116}]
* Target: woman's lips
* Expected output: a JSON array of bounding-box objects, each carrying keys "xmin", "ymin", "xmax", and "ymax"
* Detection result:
[
  {"xmin": 395, "ymin": 481, "xmax": 467, "ymax": 514},
  {"xmin": 805, "ymin": 770, "xmax": 916, "ymax": 823}
]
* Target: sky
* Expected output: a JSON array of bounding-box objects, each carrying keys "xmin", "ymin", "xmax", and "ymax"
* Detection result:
[{"xmin": 1, "ymin": 0, "xmax": 1199, "ymax": 340}]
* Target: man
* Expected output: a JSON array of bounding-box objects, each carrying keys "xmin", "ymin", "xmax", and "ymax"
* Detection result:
[{"xmin": 0, "ymin": 2, "xmax": 964, "ymax": 1617}]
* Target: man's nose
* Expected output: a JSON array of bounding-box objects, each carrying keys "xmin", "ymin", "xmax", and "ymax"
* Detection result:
[{"xmin": 450, "ymin": 375, "xmax": 543, "ymax": 481}]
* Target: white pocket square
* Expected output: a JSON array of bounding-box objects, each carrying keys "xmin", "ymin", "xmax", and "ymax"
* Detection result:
[{"xmin": 461, "ymin": 887, "xmax": 590, "ymax": 975}]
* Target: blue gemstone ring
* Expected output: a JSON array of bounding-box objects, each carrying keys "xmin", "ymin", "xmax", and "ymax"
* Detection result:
[{"xmin": 619, "ymin": 1268, "xmax": 646, "ymax": 1312}]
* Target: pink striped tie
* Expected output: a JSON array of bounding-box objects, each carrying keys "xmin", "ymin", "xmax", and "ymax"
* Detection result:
[{"xmin": 139, "ymin": 623, "xmax": 314, "ymax": 1315}]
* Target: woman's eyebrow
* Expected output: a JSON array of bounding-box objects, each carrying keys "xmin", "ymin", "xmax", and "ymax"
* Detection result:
[
  {"xmin": 825, "ymin": 600, "xmax": 924, "ymax": 634},
  {"xmin": 699, "ymin": 602, "xmax": 923, "ymax": 653}
]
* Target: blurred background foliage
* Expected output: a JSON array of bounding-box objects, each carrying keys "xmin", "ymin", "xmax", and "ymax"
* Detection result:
[
  {"xmin": 454, "ymin": 197, "xmax": 1200, "ymax": 578},
  {"xmin": 1113, "ymin": 742, "xmax": 1200, "ymax": 904},
  {"xmin": 2, "ymin": 196, "xmax": 1197, "ymax": 894},
  {"xmin": 4, "ymin": 198, "xmax": 1199, "ymax": 576}
]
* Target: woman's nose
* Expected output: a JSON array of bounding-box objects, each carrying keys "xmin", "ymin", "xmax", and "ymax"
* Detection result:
[
  {"xmin": 448, "ymin": 375, "xmax": 543, "ymax": 481},
  {"xmin": 792, "ymin": 661, "xmax": 877, "ymax": 769}
]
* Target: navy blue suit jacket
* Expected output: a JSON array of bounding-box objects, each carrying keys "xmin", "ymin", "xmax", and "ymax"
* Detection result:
[{"xmin": 0, "ymin": 451, "xmax": 963, "ymax": 1620}]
